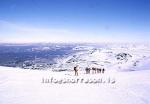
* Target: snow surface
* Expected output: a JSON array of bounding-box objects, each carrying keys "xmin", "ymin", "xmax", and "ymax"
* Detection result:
[
  {"xmin": 0, "ymin": 43, "xmax": 150, "ymax": 104},
  {"xmin": 0, "ymin": 66, "xmax": 150, "ymax": 104},
  {"xmin": 53, "ymin": 43, "xmax": 150, "ymax": 72}
]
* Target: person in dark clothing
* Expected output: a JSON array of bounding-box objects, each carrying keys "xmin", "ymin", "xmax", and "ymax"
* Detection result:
[
  {"xmin": 102, "ymin": 68, "xmax": 105, "ymax": 74},
  {"xmin": 74, "ymin": 65, "xmax": 79, "ymax": 76},
  {"xmin": 92, "ymin": 67, "xmax": 97, "ymax": 74},
  {"xmin": 97, "ymin": 68, "xmax": 101, "ymax": 73},
  {"xmin": 85, "ymin": 67, "xmax": 90, "ymax": 74}
]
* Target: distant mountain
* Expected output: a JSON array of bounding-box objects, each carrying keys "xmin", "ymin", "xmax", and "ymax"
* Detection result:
[
  {"xmin": 0, "ymin": 43, "xmax": 150, "ymax": 71},
  {"xmin": 53, "ymin": 43, "xmax": 150, "ymax": 72}
]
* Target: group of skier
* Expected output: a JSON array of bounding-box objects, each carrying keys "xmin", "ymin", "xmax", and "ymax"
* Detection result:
[{"xmin": 74, "ymin": 65, "xmax": 105, "ymax": 76}]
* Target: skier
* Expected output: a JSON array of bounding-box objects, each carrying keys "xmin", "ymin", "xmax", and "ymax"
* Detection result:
[
  {"xmin": 85, "ymin": 67, "xmax": 90, "ymax": 74},
  {"xmin": 92, "ymin": 67, "xmax": 96, "ymax": 74},
  {"xmin": 97, "ymin": 68, "xmax": 101, "ymax": 73},
  {"xmin": 102, "ymin": 68, "xmax": 105, "ymax": 74},
  {"xmin": 74, "ymin": 65, "xmax": 79, "ymax": 76}
]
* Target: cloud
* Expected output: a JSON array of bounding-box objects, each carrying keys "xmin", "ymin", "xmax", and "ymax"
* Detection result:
[
  {"xmin": 0, "ymin": 20, "xmax": 78, "ymax": 43},
  {"xmin": 0, "ymin": 20, "xmax": 149, "ymax": 43},
  {"xmin": 0, "ymin": 20, "xmax": 111, "ymax": 43}
]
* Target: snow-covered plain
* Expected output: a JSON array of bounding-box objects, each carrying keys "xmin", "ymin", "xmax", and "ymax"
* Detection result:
[
  {"xmin": 0, "ymin": 67, "xmax": 150, "ymax": 104},
  {"xmin": 0, "ymin": 43, "xmax": 150, "ymax": 104}
]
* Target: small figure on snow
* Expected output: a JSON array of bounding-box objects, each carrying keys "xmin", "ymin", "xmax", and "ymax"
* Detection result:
[
  {"xmin": 97, "ymin": 68, "xmax": 101, "ymax": 73},
  {"xmin": 92, "ymin": 67, "xmax": 97, "ymax": 74},
  {"xmin": 85, "ymin": 67, "xmax": 90, "ymax": 74},
  {"xmin": 74, "ymin": 65, "xmax": 79, "ymax": 76},
  {"xmin": 102, "ymin": 68, "xmax": 105, "ymax": 74}
]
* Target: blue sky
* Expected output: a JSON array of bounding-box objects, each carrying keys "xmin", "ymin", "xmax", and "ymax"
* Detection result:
[{"xmin": 0, "ymin": 0, "xmax": 150, "ymax": 43}]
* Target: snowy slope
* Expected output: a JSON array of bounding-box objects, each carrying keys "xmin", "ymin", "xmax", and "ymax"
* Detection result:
[
  {"xmin": 53, "ymin": 43, "xmax": 150, "ymax": 72},
  {"xmin": 0, "ymin": 43, "xmax": 150, "ymax": 104},
  {"xmin": 0, "ymin": 66, "xmax": 150, "ymax": 104}
]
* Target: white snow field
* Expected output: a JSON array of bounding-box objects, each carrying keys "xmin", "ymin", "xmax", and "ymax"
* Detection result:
[
  {"xmin": 0, "ymin": 66, "xmax": 150, "ymax": 104},
  {"xmin": 53, "ymin": 43, "xmax": 150, "ymax": 72},
  {"xmin": 0, "ymin": 43, "xmax": 150, "ymax": 104}
]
